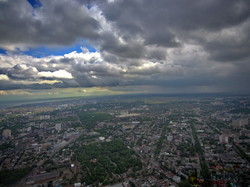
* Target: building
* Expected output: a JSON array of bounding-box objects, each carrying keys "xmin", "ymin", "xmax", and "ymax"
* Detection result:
[
  {"xmin": 2, "ymin": 129, "xmax": 11, "ymax": 138},
  {"xmin": 219, "ymin": 134, "xmax": 228, "ymax": 144},
  {"xmin": 120, "ymin": 110, "xmax": 128, "ymax": 115},
  {"xmin": 161, "ymin": 116, "xmax": 167, "ymax": 122},
  {"xmin": 122, "ymin": 124, "xmax": 135, "ymax": 132},
  {"xmin": 55, "ymin": 123, "xmax": 62, "ymax": 131},
  {"xmin": 40, "ymin": 115, "xmax": 50, "ymax": 120},
  {"xmin": 173, "ymin": 175, "xmax": 181, "ymax": 183},
  {"xmin": 27, "ymin": 127, "xmax": 32, "ymax": 132},
  {"xmin": 2, "ymin": 129, "xmax": 11, "ymax": 139},
  {"xmin": 232, "ymin": 118, "xmax": 248, "ymax": 129},
  {"xmin": 167, "ymin": 135, "xmax": 173, "ymax": 142}
]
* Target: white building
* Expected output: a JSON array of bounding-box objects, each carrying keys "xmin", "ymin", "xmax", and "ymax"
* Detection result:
[
  {"xmin": 55, "ymin": 123, "xmax": 62, "ymax": 131},
  {"xmin": 39, "ymin": 115, "xmax": 50, "ymax": 120},
  {"xmin": 219, "ymin": 134, "xmax": 228, "ymax": 144},
  {"xmin": 2, "ymin": 129, "xmax": 11, "ymax": 138},
  {"xmin": 173, "ymin": 175, "xmax": 181, "ymax": 183},
  {"xmin": 27, "ymin": 127, "xmax": 32, "ymax": 132},
  {"xmin": 167, "ymin": 135, "xmax": 173, "ymax": 142}
]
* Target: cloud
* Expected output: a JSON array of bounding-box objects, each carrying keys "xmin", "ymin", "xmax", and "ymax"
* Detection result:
[
  {"xmin": 0, "ymin": 0, "xmax": 250, "ymax": 94},
  {"xmin": 0, "ymin": 0, "xmax": 100, "ymax": 50},
  {"xmin": 38, "ymin": 70, "xmax": 73, "ymax": 79},
  {"xmin": 0, "ymin": 74, "xmax": 9, "ymax": 80},
  {"xmin": 0, "ymin": 90, "xmax": 7, "ymax": 95},
  {"xmin": 95, "ymin": 0, "xmax": 250, "ymax": 61},
  {"xmin": 0, "ymin": 89, "xmax": 33, "ymax": 95},
  {"xmin": 80, "ymin": 89, "xmax": 87, "ymax": 93}
]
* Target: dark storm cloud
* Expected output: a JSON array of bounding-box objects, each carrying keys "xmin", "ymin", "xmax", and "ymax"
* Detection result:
[
  {"xmin": 0, "ymin": 0, "xmax": 100, "ymax": 49},
  {"xmin": 202, "ymin": 29, "xmax": 250, "ymax": 62},
  {"xmin": 98, "ymin": 32, "xmax": 146, "ymax": 59},
  {"xmin": 144, "ymin": 31, "xmax": 180, "ymax": 48},
  {"xmin": 100, "ymin": 0, "xmax": 250, "ymax": 32},
  {"xmin": 97, "ymin": 0, "xmax": 250, "ymax": 61},
  {"xmin": 91, "ymin": 0, "xmax": 250, "ymax": 93}
]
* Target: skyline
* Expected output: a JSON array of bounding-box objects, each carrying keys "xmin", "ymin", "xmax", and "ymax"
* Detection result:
[{"xmin": 1, "ymin": 0, "xmax": 250, "ymax": 100}]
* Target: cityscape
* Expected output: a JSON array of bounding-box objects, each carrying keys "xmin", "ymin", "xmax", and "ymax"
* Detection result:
[
  {"xmin": 1, "ymin": 0, "xmax": 250, "ymax": 186},
  {"xmin": 0, "ymin": 94, "xmax": 249, "ymax": 186}
]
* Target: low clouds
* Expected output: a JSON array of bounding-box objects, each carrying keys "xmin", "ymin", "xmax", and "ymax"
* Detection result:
[
  {"xmin": 0, "ymin": 74, "xmax": 9, "ymax": 80},
  {"xmin": 0, "ymin": 0, "xmax": 250, "ymax": 94},
  {"xmin": 38, "ymin": 70, "xmax": 73, "ymax": 79},
  {"xmin": 0, "ymin": 46, "xmax": 244, "ymax": 93}
]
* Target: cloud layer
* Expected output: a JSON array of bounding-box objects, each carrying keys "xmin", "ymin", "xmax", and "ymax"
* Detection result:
[{"xmin": 0, "ymin": 0, "xmax": 250, "ymax": 94}]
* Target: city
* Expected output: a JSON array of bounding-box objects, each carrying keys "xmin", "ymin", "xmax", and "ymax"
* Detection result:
[
  {"xmin": 1, "ymin": 0, "xmax": 250, "ymax": 186},
  {"xmin": 0, "ymin": 94, "xmax": 249, "ymax": 186}
]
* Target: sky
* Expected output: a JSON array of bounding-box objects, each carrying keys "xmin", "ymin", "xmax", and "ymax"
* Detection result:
[{"xmin": 0, "ymin": 0, "xmax": 250, "ymax": 101}]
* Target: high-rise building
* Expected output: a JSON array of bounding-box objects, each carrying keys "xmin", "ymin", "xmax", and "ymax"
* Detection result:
[
  {"xmin": 55, "ymin": 123, "xmax": 62, "ymax": 131},
  {"xmin": 2, "ymin": 129, "xmax": 11, "ymax": 139},
  {"xmin": 219, "ymin": 134, "xmax": 228, "ymax": 144},
  {"xmin": 27, "ymin": 127, "xmax": 32, "ymax": 132},
  {"xmin": 232, "ymin": 118, "xmax": 248, "ymax": 129}
]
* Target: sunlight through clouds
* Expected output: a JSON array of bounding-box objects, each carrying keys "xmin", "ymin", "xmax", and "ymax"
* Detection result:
[{"xmin": 0, "ymin": 0, "xmax": 250, "ymax": 96}]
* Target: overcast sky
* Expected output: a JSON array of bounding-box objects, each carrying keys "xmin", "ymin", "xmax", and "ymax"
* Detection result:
[{"xmin": 0, "ymin": 0, "xmax": 250, "ymax": 99}]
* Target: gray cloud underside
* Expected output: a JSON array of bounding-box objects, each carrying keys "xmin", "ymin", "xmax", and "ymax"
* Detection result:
[
  {"xmin": 0, "ymin": 0, "xmax": 99, "ymax": 49},
  {"xmin": 0, "ymin": 0, "xmax": 250, "ymax": 93}
]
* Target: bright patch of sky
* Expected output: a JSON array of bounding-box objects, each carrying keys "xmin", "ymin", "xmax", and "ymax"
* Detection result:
[
  {"xmin": 23, "ymin": 43, "xmax": 97, "ymax": 58},
  {"xmin": 0, "ymin": 48, "xmax": 6, "ymax": 54},
  {"xmin": 27, "ymin": 0, "xmax": 42, "ymax": 9}
]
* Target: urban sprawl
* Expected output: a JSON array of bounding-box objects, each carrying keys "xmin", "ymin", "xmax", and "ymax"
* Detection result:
[{"xmin": 0, "ymin": 95, "xmax": 250, "ymax": 186}]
